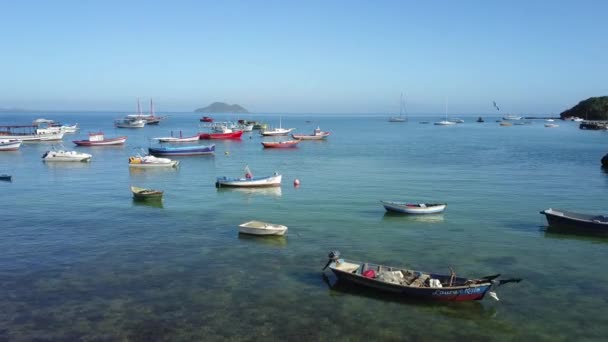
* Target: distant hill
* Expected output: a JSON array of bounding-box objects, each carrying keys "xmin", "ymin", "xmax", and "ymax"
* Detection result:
[
  {"xmin": 195, "ymin": 102, "xmax": 248, "ymax": 113},
  {"xmin": 560, "ymin": 96, "xmax": 608, "ymax": 120}
]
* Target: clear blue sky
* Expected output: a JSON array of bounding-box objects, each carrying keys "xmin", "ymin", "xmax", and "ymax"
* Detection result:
[{"xmin": 1, "ymin": 0, "xmax": 607, "ymax": 114}]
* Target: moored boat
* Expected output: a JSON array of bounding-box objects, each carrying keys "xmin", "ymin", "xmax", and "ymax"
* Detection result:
[
  {"xmin": 0, "ymin": 125, "xmax": 64, "ymax": 141},
  {"xmin": 216, "ymin": 166, "xmax": 281, "ymax": 187},
  {"xmin": 148, "ymin": 144, "xmax": 215, "ymax": 156},
  {"xmin": 381, "ymin": 201, "xmax": 447, "ymax": 214},
  {"xmin": 154, "ymin": 131, "xmax": 200, "ymax": 143},
  {"xmin": 128, "ymin": 154, "xmax": 179, "ymax": 168},
  {"xmin": 73, "ymin": 132, "xmax": 127, "ymax": 146},
  {"xmin": 42, "ymin": 149, "xmax": 92, "ymax": 162},
  {"xmin": 198, "ymin": 128, "xmax": 243, "ymax": 139},
  {"xmin": 261, "ymin": 140, "xmax": 300, "ymax": 148},
  {"xmin": 0, "ymin": 174, "xmax": 12, "ymax": 182},
  {"xmin": 291, "ymin": 126, "xmax": 330, "ymax": 140},
  {"xmin": 544, "ymin": 123, "xmax": 559, "ymax": 128},
  {"xmin": 540, "ymin": 208, "xmax": 608, "ymax": 233},
  {"xmin": 131, "ymin": 186, "xmax": 163, "ymax": 201},
  {"xmin": 238, "ymin": 220, "xmax": 288, "ymax": 236},
  {"xmin": 0, "ymin": 139, "xmax": 22, "ymax": 151},
  {"xmin": 323, "ymin": 251, "xmax": 521, "ymax": 302},
  {"xmin": 200, "ymin": 116, "xmax": 214, "ymax": 122},
  {"xmin": 114, "ymin": 117, "xmax": 146, "ymax": 128}
]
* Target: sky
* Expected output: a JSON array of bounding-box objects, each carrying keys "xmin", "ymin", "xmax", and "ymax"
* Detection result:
[{"xmin": 1, "ymin": 0, "xmax": 607, "ymax": 114}]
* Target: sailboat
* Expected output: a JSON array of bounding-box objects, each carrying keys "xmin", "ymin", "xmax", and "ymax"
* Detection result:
[
  {"xmin": 126, "ymin": 98, "xmax": 165, "ymax": 125},
  {"xmin": 260, "ymin": 116, "xmax": 295, "ymax": 136},
  {"xmin": 434, "ymin": 98, "xmax": 456, "ymax": 126},
  {"xmin": 389, "ymin": 93, "xmax": 407, "ymax": 122}
]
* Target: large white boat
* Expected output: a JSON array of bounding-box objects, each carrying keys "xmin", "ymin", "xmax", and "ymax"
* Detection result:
[
  {"xmin": 42, "ymin": 148, "xmax": 92, "ymax": 162},
  {"xmin": 260, "ymin": 117, "xmax": 295, "ymax": 136},
  {"xmin": 0, "ymin": 125, "xmax": 64, "ymax": 141}
]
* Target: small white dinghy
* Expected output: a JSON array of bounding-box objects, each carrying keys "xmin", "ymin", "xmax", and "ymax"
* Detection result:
[
  {"xmin": 381, "ymin": 201, "xmax": 447, "ymax": 214},
  {"xmin": 238, "ymin": 220, "xmax": 288, "ymax": 236}
]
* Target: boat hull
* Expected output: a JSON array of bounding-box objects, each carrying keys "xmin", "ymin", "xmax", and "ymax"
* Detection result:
[
  {"xmin": 199, "ymin": 131, "xmax": 243, "ymax": 139},
  {"xmin": 216, "ymin": 174, "xmax": 282, "ymax": 188},
  {"xmin": 73, "ymin": 137, "xmax": 127, "ymax": 146},
  {"xmin": 0, "ymin": 140, "xmax": 22, "ymax": 151},
  {"xmin": 238, "ymin": 221, "xmax": 288, "ymax": 236},
  {"xmin": 131, "ymin": 186, "xmax": 163, "ymax": 200},
  {"xmin": 148, "ymin": 144, "xmax": 215, "ymax": 156},
  {"xmin": 42, "ymin": 152, "xmax": 92, "ymax": 162},
  {"xmin": 381, "ymin": 201, "xmax": 447, "ymax": 214},
  {"xmin": 261, "ymin": 141, "xmax": 300, "ymax": 148},
  {"xmin": 155, "ymin": 136, "xmax": 199, "ymax": 143},
  {"xmin": 291, "ymin": 132, "xmax": 330, "ymax": 140},
  {"xmin": 540, "ymin": 209, "xmax": 608, "ymax": 232}
]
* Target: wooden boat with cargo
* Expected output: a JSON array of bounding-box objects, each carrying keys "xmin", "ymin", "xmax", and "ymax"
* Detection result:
[
  {"xmin": 323, "ymin": 251, "xmax": 521, "ymax": 302},
  {"xmin": 131, "ymin": 186, "xmax": 163, "ymax": 201}
]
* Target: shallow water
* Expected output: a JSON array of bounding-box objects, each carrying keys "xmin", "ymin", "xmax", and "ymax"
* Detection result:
[{"xmin": 1, "ymin": 112, "xmax": 607, "ymax": 340}]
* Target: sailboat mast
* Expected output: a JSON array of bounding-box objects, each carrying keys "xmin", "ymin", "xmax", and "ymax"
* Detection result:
[
  {"xmin": 137, "ymin": 98, "xmax": 141, "ymax": 115},
  {"xmin": 150, "ymin": 99, "xmax": 154, "ymax": 116}
]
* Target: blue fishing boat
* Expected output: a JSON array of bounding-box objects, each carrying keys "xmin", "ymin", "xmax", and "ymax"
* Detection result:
[
  {"xmin": 323, "ymin": 251, "xmax": 521, "ymax": 302},
  {"xmin": 148, "ymin": 144, "xmax": 215, "ymax": 156}
]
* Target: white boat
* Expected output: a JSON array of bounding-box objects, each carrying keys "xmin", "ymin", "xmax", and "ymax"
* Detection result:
[
  {"xmin": 0, "ymin": 125, "xmax": 64, "ymax": 141},
  {"xmin": 545, "ymin": 123, "xmax": 559, "ymax": 128},
  {"xmin": 216, "ymin": 165, "xmax": 281, "ymax": 187},
  {"xmin": 434, "ymin": 99, "xmax": 456, "ymax": 126},
  {"xmin": 128, "ymin": 153, "xmax": 179, "ymax": 168},
  {"xmin": 381, "ymin": 201, "xmax": 447, "ymax": 214},
  {"xmin": 291, "ymin": 126, "xmax": 331, "ymax": 140},
  {"xmin": 261, "ymin": 117, "xmax": 295, "ymax": 136},
  {"xmin": 154, "ymin": 131, "xmax": 200, "ymax": 143},
  {"xmin": 127, "ymin": 99, "xmax": 166, "ymax": 124},
  {"xmin": 237, "ymin": 123, "xmax": 254, "ymax": 132},
  {"xmin": 0, "ymin": 139, "xmax": 22, "ymax": 151},
  {"xmin": 42, "ymin": 148, "xmax": 92, "ymax": 162},
  {"xmin": 450, "ymin": 119, "xmax": 465, "ymax": 124},
  {"xmin": 114, "ymin": 117, "xmax": 146, "ymax": 128},
  {"xmin": 502, "ymin": 115, "xmax": 522, "ymax": 120},
  {"xmin": 388, "ymin": 93, "xmax": 407, "ymax": 122},
  {"xmin": 34, "ymin": 121, "xmax": 79, "ymax": 134},
  {"xmin": 238, "ymin": 220, "xmax": 288, "ymax": 236},
  {"xmin": 546, "ymin": 119, "xmax": 554, "ymax": 122}
]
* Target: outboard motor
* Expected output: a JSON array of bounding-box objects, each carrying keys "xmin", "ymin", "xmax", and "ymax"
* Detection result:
[{"xmin": 322, "ymin": 250, "xmax": 341, "ymax": 270}]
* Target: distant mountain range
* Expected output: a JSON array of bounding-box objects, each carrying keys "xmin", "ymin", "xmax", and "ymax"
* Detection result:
[{"xmin": 195, "ymin": 102, "xmax": 248, "ymax": 113}]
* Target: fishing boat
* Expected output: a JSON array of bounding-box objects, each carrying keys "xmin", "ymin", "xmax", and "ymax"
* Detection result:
[
  {"xmin": 42, "ymin": 148, "xmax": 92, "ymax": 162},
  {"xmin": 0, "ymin": 139, "xmax": 22, "ymax": 151},
  {"xmin": 540, "ymin": 208, "xmax": 608, "ymax": 233},
  {"xmin": 148, "ymin": 144, "xmax": 215, "ymax": 156},
  {"xmin": 291, "ymin": 126, "xmax": 331, "ymax": 140},
  {"xmin": 388, "ymin": 93, "xmax": 407, "ymax": 122},
  {"xmin": 198, "ymin": 127, "xmax": 243, "ymax": 139},
  {"xmin": 216, "ymin": 166, "xmax": 281, "ymax": 187},
  {"xmin": 128, "ymin": 153, "xmax": 179, "ymax": 168},
  {"xmin": 261, "ymin": 140, "xmax": 300, "ymax": 148},
  {"xmin": 114, "ymin": 117, "xmax": 146, "ymax": 128},
  {"xmin": 477, "ymin": 117, "xmax": 484, "ymax": 123},
  {"xmin": 154, "ymin": 131, "xmax": 200, "ymax": 143},
  {"xmin": 238, "ymin": 220, "xmax": 288, "ymax": 236},
  {"xmin": 0, "ymin": 174, "xmax": 12, "ymax": 182},
  {"xmin": 73, "ymin": 132, "xmax": 127, "ymax": 146},
  {"xmin": 260, "ymin": 117, "xmax": 295, "ymax": 136},
  {"xmin": 200, "ymin": 116, "xmax": 214, "ymax": 122},
  {"xmin": 323, "ymin": 251, "xmax": 521, "ymax": 302},
  {"xmin": 0, "ymin": 125, "xmax": 64, "ymax": 141},
  {"xmin": 131, "ymin": 186, "xmax": 163, "ymax": 201},
  {"xmin": 381, "ymin": 201, "xmax": 447, "ymax": 214}
]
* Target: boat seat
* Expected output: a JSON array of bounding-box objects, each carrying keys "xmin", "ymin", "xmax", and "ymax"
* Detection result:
[{"xmin": 335, "ymin": 261, "xmax": 360, "ymax": 273}]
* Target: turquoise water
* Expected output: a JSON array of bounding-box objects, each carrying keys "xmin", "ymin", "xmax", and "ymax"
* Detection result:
[{"xmin": 1, "ymin": 112, "xmax": 607, "ymax": 340}]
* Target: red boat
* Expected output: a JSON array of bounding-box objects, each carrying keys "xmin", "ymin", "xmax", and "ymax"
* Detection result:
[
  {"xmin": 200, "ymin": 116, "xmax": 214, "ymax": 122},
  {"xmin": 261, "ymin": 140, "xmax": 300, "ymax": 148},
  {"xmin": 73, "ymin": 132, "xmax": 127, "ymax": 146},
  {"xmin": 199, "ymin": 129, "xmax": 243, "ymax": 140}
]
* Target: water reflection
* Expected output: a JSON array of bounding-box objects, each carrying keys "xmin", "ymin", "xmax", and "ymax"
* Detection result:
[
  {"xmin": 44, "ymin": 161, "xmax": 92, "ymax": 169},
  {"xmin": 542, "ymin": 226, "xmax": 608, "ymax": 243},
  {"xmin": 216, "ymin": 186, "xmax": 282, "ymax": 198},
  {"xmin": 321, "ymin": 274, "xmax": 497, "ymax": 320},
  {"xmin": 132, "ymin": 198, "xmax": 164, "ymax": 208},
  {"xmin": 129, "ymin": 166, "xmax": 179, "ymax": 176},
  {"xmin": 382, "ymin": 212, "xmax": 445, "ymax": 223},
  {"xmin": 237, "ymin": 233, "xmax": 287, "ymax": 247}
]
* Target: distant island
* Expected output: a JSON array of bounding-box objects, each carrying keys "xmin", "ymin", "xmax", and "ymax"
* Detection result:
[
  {"xmin": 194, "ymin": 102, "xmax": 248, "ymax": 113},
  {"xmin": 560, "ymin": 96, "xmax": 608, "ymax": 120}
]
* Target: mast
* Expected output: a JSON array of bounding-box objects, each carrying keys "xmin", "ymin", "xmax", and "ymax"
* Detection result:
[
  {"xmin": 150, "ymin": 99, "xmax": 155, "ymax": 116},
  {"xmin": 136, "ymin": 98, "xmax": 141, "ymax": 115}
]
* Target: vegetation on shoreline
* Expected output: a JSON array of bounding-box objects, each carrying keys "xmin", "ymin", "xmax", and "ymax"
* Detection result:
[{"xmin": 560, "ymin": 96, "xmax": 608, "ymax": 120}]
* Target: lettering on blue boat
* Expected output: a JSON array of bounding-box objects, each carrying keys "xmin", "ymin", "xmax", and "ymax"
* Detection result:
[{"xmin": 432, "ymin": 287, "xmax": 484, "ymax": 296}]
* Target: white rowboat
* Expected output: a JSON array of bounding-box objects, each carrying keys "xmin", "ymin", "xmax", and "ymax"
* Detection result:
[{"xmin": 238, "ymin": 220, "xmax": 288, "ymax": 236}]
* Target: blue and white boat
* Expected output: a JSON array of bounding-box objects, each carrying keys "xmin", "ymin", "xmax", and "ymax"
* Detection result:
[
  {"xmin": 148, "ymin": 144, "xmax": 215, "ymax": 156},
  {"xmin": 216, "ymin": 166, "xmax": 281, "ymax": 187}
]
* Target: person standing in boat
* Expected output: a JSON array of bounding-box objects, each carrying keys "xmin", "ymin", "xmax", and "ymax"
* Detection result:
[{"xmin": 245, "ymin": 165, "xmax": 253, "ymax": 179}]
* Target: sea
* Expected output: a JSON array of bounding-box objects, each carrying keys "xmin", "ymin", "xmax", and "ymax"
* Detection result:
[{"xmin": 0, "ymin": 112, "xmax": 607, "ymax": 341}]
